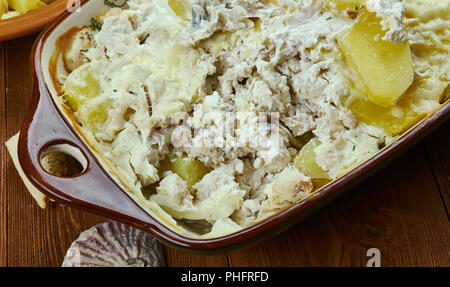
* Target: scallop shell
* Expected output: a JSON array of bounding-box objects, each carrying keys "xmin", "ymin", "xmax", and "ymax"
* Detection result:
[{"xmin": 62, "ymin": 221, "xmax": 165, "ymax": 267}]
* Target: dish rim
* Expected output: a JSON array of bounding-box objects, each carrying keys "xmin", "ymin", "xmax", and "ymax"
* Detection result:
[{"xmin": 18, "ymin": 0, "xmax": 450, "ymax": 253}]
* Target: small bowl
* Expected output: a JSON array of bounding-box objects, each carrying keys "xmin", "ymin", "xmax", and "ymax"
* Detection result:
[
  {"xmin": 0, "ymin": 0, "xmax": 67, "ymax": 42},
  {"xmin": 18, "ymin": 0, "xmax": 450, "ymax": 253}
]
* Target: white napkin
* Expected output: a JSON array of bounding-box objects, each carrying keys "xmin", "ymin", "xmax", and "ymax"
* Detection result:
[{"xmin": 6, "ymin": 133, "xmax": 48, "ymax": 209}]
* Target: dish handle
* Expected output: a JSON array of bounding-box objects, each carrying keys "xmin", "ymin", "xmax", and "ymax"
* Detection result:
[{"xmin": 17, "ymin": 76, "xmax": 161, "ymax": 230}]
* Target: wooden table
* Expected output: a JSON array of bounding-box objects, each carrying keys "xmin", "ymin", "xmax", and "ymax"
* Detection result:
[{"xmin": 1, "ymin": 34, "xmax": 449, "ymax": 267}]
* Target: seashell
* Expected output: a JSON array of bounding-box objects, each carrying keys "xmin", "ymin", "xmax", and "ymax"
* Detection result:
[{"xmin": 62, "ymin": 221, "xmax": 165, "ymax": 267}]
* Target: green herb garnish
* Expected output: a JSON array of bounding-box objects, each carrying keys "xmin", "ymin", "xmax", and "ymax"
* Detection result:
[
  {"xmin": 104, "ymin": 0, "xmax": 128, "ymax": 8},
  {"xmin": 89, "ymin": 17, "xmax": 102, "ymax": 31}
]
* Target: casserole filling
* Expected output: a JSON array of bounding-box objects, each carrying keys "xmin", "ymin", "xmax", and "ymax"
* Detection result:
[{"xmin": 56, "ymin": 0, "xmax": 449, "ymax": 237}]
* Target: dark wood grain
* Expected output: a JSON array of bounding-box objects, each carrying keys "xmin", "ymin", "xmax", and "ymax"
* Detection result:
[
  {"xmin": 3, "ymin": 34, "xmax": 104, "ymax": 267},
  {"xmin": 0, "ymin": 41, "xmax": 7, "ymax": 267},
  {"xmin": 164, "ymin": 248, "xmax": 229, "ymax": 267},
  {"xmin": 0, "ymin": 33, "xmax": 449, "ymax": 267},
  {"xmin": 424, "ymin": 122, "xmax": 450, "ymax": 216}
]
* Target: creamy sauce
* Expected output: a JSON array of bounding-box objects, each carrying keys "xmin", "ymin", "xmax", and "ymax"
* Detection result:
[
  {"xmin": 49, "ymin": 26, "xmax": 85, "ymax": 94},
  {"xmin": 53, "ymin": 0, "xmax": 449, "ymax": 238}
]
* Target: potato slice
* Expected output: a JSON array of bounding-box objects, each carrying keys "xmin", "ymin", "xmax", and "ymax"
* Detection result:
[
  {"xmin": 8, "ymin": 0, "xmax": 40, "ymax": 13},
  {"xmin": 345, "ymin": 73, "xmax": 446, "ymax": 136},
  {"xmin": 168, "ymin": 0, "xmax": 192, "ymax": 21},
  {"xmin": 160, "ymin": 155, "xmax": 211, "ymax": 191},
  {"xmin": 338, "ymin": 14, "xmax": 414, "ymax": 108},
  {"xmin": 84, "ymin": 100, "xmax": 111, "ymax": 131},
  {"xmin": 295, "ymin": 138, "xmax": 330, "ymax": 180},
  {"xmin": 62, "ymin": 63, "xmax": 101, "ymax": 112},
  {"xmin": 0, "ymin": 0, "xmax": 8, "ymax": 17},
  {"xmin": 346, "ymin": 96, "xmax": 425, "ymax": 136},
  {"xmin": 170, "ymin": 156, "xmax": 211, "ymax": 190},
  {"xmin": 62, "ymin": 62, "xmax": 111, "ymax": 132}
]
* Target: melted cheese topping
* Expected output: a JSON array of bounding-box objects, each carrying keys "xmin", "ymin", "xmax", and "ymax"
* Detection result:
[{"xmin": 59, "ymin": 0, "xmax": 449, "ymax": 238}]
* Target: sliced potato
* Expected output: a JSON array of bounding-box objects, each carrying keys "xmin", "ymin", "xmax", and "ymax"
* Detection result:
[
  {"xmin": 295, "ymin": 138, "xmax": 330, "ymax": 180},
  {"xmin": 338, "ymin": 14, "xmax": 414, "ymax": 108},
  {"xmin": 168, "ymin": 0, "xmax": 192, "ymax": 21},
  {"xmin": 346, "ymin": 95, "xmax": 425, "ymax": 136},
  {"xmin": 62, "ymin": 62, "xmax": 111, "ymax": 131},
  {"xmin": 8, "ymin": 0, "xmax": 40, "ymax": 14},
  {"xmin": 345, "ymin": 72, "xmax": 446, "ymax": 136},
  {"xmin": 160, "ymin": 155, "xmax": 211, "ymax": 191},
  {"xmin": 62, "ymin": 63, "xmax": 101, "ymax": 112},
  {"xmin": 0, "ymin": 0, "xmax": 8, "ymax": 17},
  {"xmin": 84, "ymin": 100, "xmax": 111, "ymax": 131}
]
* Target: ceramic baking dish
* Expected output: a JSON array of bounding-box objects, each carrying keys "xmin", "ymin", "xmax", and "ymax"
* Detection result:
[{"xmin": 18, "ymin": 0, "xmax": 450, "ymax": 253}]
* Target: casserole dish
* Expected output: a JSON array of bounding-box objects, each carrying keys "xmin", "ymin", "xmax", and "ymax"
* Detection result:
[
  {"xmin": 0, "ymin": 0, "xmax": 67, "ymax": 42},
  {"xmin": 18, "ymin": 0, "xmax": 449, "ymax": 253}
]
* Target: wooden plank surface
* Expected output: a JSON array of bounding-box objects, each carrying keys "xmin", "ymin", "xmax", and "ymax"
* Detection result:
[
  {"xmin": 425, "ymin": 123, "xmax": 450, "ymax": 215},
  {"xmin": 3, "ymin": 34, "xmax": 104, "ymax": 267},
  {"xmin": 164, "ymin": 249, "xmax": 229, "ymax": 267},
  {"xmin": 0, "ymin": 34, "xmax": 449, "ymax": 267},
  {"xmin": 0, "ymin": 40, "xmax": 6, "ymax": 267}
]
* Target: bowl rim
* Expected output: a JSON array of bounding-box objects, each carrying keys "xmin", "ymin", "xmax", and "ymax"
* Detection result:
[
  {"xmin": 18, "ymin": 0, "xmax": 450, "ymax": 253},
  {"xmin": 0, "ymin": 0, "xmax": 68, "ymax": 42}
]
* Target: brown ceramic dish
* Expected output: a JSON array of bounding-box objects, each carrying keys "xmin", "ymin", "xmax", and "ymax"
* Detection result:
[
  {"xmin": 0, "ymin": 0, "xmax": 67, "ymax": 42},
  {"xmin": 18, "ymin": 0, "xmax": 450, "ymax": 253}
]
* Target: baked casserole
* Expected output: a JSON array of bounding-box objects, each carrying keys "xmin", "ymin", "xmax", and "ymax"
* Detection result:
[{"xmin": 52, "ymin": 0, "xmax": 449, "ymax": 238}]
